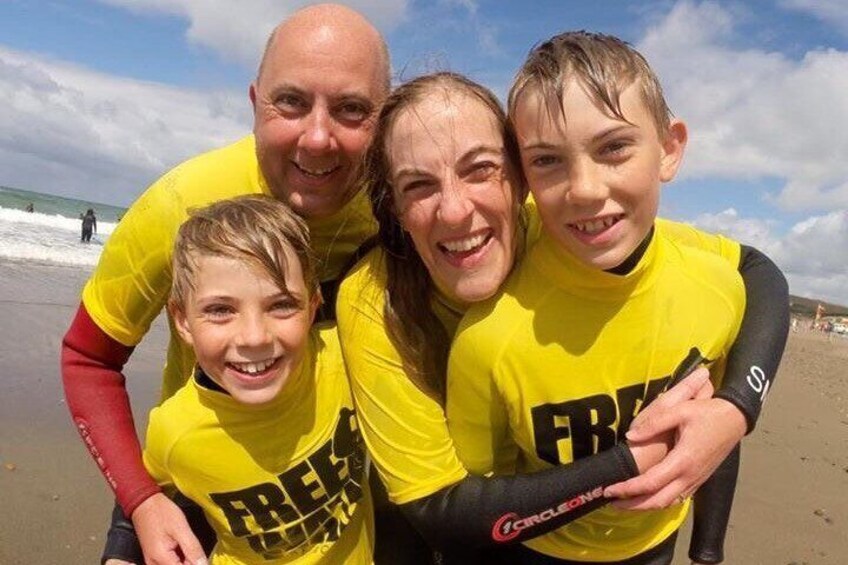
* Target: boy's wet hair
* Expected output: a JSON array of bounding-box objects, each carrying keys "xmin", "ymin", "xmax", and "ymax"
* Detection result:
[
  {"xmin": 508, "ymin": 31, "xmax": 672, "ymax": 138},
  {"xmin": 169, "ymin": 194, "xmax": 317, "ymax": 310}
]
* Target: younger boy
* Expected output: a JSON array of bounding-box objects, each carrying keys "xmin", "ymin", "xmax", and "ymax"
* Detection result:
[
  {"xmin": 138, "ymin": 195, "xmax": 373, "ymax": 564},
  {"xmin": 446, "ymin": 32, "xmax": 746, "ymax": 564}
]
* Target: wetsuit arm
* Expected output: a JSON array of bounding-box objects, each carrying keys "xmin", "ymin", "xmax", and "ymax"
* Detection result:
[
  {"xmin": 400, "ymin": 444, "xmax": 637, "ymax": 550},
  {"xmin": 61, "ymin": 303, "xmax": 160, "ymax": 515},
  {"xmin": 686, "ymin": 245, "xmax": 787, "ymax": 563},
  {"xmin": 715, "ymin": 245, "xmax": 790, "ymax": 433}
]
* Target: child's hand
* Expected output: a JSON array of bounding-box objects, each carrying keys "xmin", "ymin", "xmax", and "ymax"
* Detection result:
[
  {"xmin": 604, "ymin": 368, "xmax": 747, "ymax": 510},
  {"xmin": 104, "ymin": 560, "xmax": 136, "ymax": 565},
  {"xmin": 132, "ymin": 492, "xmax": 208, "ymax": 565}
]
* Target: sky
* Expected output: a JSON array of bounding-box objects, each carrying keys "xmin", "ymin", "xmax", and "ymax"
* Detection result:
[{"xmin": 1, "ymin": 0, "xmax": 847, "ymax": 305}]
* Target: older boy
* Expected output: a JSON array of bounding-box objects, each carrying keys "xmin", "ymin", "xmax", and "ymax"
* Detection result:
[
  {"xmin": 138, "ymin": 195, "xmax": 372, "ymax": 563},
  {"xmin": 446, "ymin": 32, "xmax": 747, "ymax": 564}
]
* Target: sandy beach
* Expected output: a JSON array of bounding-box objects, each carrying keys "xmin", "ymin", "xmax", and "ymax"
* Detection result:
[{"xmin": 1, "ymin": 259, "xmax": 845, "ymax": 564}]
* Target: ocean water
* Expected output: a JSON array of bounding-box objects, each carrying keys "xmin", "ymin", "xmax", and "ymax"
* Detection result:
[{"xmin": 0, "ymin": 186, "xmax": 126, "ymax": 267}]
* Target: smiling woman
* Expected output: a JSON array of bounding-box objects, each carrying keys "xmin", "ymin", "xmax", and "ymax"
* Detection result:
[
  {"xmin": 387, "ymin": 87, "xmax": 518, "ymax": 306},
  {"xmin": 335, "ymin": 72, "xmax": 696, "ymax": 561}
]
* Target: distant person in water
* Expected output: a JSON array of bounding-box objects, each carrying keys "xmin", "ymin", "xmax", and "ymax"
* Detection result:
[
  {"xmin": 81, "ymin": 208, "xmax": 97, "ymax": 243},
  {"xmin": 25, "ymin": 202, "xmax": 34, "ymax": 213}
]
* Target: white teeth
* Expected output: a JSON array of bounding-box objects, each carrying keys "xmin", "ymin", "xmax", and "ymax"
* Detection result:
[
  {"xmin": 231, "ymin": 359, "xmax": 275, "ymax": 375},
  {"xmin": 442, "ymin": 233, "xmax": 487, "ymax": 253},
  {"xmin": 295, "ymin": 163, "xmax": 337, "ymax": 177},
  {"xmin": 574, "ymin": 216, "xmax": 618, "ymax": 234}
]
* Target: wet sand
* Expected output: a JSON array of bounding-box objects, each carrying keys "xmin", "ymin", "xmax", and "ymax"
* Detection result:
[{"xmin": 1, "ymin": 259, "xmax": 845, "ymax": 564}]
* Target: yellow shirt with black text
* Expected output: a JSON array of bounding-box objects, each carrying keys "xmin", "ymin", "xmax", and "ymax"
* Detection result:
[
  {"xmin": 447, "ymin": 223, "xmax": 745, "ymax": 562},
  {"xmin": 143, "ymin": 326, "xmax": 373, "ymax": 564},
  {"xmin": 82, "ymin": 135, "xmax": 376, "ymax": 400}
]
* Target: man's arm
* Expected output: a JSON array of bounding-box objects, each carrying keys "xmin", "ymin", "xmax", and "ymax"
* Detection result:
[{"xmin": 61, "ymin": 304, "xmax": 160, "ymax": 515}]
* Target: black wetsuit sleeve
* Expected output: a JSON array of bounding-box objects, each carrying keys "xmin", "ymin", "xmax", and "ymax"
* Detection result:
[
  {"xmin": 689, "ymin": 445, "xmax": 741, "ymax": 564},
  {"xmin": 715, "ymin": 245, "xmax": 790, "ymax": 433},
  {"xmin": 687, "ymin": 245, "xmax": 787, "ymax": 564},
  {"xmin": 399, "ymin": 443, "xmax": 637, "ymax": 550}
]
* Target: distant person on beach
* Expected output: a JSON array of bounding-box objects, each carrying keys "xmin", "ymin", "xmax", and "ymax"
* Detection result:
[
  {"xmin": 25, "ymin": 202, "xmax": 33, "ymax": 213},
  {"xmin": 81, "ymin": 208, "xmax": 97, "ymax": 243},
  {"xmin": 61, "ymin": 4, "xmax": 391, "ymax": 563},
  {"xmin": 135, "ymin": 195, "xmax": 374, "ymax": 563}
]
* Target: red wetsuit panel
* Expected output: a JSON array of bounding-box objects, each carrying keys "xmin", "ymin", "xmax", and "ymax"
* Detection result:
[{"xmin": 61, "ymin": 303, "xmax": 160, "ymax": 516}]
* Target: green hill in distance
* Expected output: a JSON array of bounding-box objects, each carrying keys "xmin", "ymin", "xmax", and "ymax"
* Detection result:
[{"xmin": 790, "ymin": 295, "xmax": 848, "ymax": 317}]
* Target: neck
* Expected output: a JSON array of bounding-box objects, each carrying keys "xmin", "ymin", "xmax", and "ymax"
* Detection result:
[{"xmin": 606, "ymin": 226, "xmax": 654, "ymax": 276}]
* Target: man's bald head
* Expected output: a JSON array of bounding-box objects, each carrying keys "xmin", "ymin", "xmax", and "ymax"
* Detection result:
[
  {"xmin": 257, "ymin": 3, "xmax": 390, "ymax": 95},
  {"xmin": 249, "ymin": 3, "xmax": 391, "ymax": 219}
]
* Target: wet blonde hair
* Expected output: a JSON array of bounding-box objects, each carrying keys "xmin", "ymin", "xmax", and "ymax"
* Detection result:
[
  {"xmin": 509, "ymin": 30, "xmax": 672, "ymax": 139},
  {"xmin": 365, "ymin": 72, "xmax": 526, "ymax": 403},
  {"xmin": 169, "ymin": 195, "xmax": 317, "ymax": 311}
]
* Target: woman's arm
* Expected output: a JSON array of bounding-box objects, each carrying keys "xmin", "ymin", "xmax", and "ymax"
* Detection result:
[
  {"xmin": 605, "ymin": 244, "xmax": 790, "ymax": 508},
  {"xmin": 337, "ymin": 252, "xmax": 712, "ymax": 550}
]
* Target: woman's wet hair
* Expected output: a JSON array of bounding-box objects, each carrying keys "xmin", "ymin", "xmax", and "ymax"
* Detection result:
[{"xmin": 364, "ymin": 71, "xmax": 526, "ymax": 403}]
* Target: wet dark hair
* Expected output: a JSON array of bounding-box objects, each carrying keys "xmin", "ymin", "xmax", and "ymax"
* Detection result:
[{"xmin": 509, "ymin": 30, "xmax": 672, "ymax": 139}]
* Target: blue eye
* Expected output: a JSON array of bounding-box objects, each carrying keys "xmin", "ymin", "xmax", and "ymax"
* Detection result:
[{"xmin": 336, "ymin": 101, "xmax": 370, "ymax": 123}]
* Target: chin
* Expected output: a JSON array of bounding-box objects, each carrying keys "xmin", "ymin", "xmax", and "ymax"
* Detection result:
[{"xmin": 454, "ymin": 281, "xmax": 500, "ymax": 304}]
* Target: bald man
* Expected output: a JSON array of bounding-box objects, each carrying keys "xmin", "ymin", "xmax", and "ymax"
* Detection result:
[{"xmin": 61, "ymin": 5, "xmax": 390, "ymax": 563}]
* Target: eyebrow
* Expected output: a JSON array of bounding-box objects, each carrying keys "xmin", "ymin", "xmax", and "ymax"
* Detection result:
[
  {"xmin": 521, "ymin": 124, "xmax": 637, "ymax": 151},
  {"xmin": 392, "ymin": 144, "xmax": 504, "ymax": 180},
  {"xmin": 270, "ymin": 83, "xmax": 374, "ymax": 104}
]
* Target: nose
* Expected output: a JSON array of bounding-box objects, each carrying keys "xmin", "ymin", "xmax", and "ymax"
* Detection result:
[
  {"xmin": 236, "ymin": 312, "xmax": 272, "ymax": 348},
  {"xmin": 298, "ymin": 106, "xmax": 335, "ymax": 154},
  {"xmin": 436, "ymin": 181, "xmax": 474, "ymax": 226},
  {"xmin": 567, "ymin": 158, "xmax": 607, "ymax": 203}
]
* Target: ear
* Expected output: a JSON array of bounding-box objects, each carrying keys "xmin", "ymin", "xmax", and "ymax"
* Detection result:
[
  {"xmin": 659, "ymin": 119, "xmax": 688, "ymax": 183},
  {"xmin": 249, "ymin": 82, "xmax": 258, "ymax": 112},
  {"xmin": 308, "ymin": 288, "xmax": 323, "ymax": 325},
  {"xmin": 169, "ymin": 302, "xmax": 195, "ymax": 347}
]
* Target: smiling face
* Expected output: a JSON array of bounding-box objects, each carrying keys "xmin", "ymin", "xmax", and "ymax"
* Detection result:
[
  {"xmin": 514, "ymin": 80, "xmax": 686, "ymax": 270},
  {"xmin": 387, "ymin": 91, "xmax": 517, "ymax": 304},
  {"xmin": 172, "ymin": 253, "xmax": 317, "ymax": 405},
  {"xmin": 250, "ymin": 13, "xmax": 388, "ymax": 219}
]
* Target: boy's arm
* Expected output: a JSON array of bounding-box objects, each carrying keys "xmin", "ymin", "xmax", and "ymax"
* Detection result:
[
  {"xmin": 605, "ymin": 244, "xmax": 789, "ymax": 508},
  {"xmin": 714, "ymin": 245, "xmax": 789, "ymax": 431},
  {"xmin": 688, "ymin": 445, "xmax": 741, "ymax": 564}
]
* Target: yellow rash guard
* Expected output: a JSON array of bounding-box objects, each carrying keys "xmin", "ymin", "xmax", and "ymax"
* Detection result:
[
  {"xmin": 446, "ymin": 222, "xmax": 745, "ymax": 562},
  {"xmin": 143, "ymin": 326, "xmax": 374, "ymax": 564}
]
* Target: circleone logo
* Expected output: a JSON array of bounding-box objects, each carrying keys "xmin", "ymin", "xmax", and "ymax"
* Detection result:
[{"xmin": 492, "ymin": 512, "xmax": 521, "ymax": 542}]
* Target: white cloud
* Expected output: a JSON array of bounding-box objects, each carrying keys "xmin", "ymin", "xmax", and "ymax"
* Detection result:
[
  {"xmin": 0, "ymin": 47, "xmax": 250, "ymax": 205},
  {"xmin": 690, "ymin": 208, "xmax": 848, "ymax": 305},
  {"xmin": 99, "ymin": 0, "xmax": 410, "ymax": 69},
  {"xmin": 639, "ymin": 0, "xmax": 848, "ymax": 213}
]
